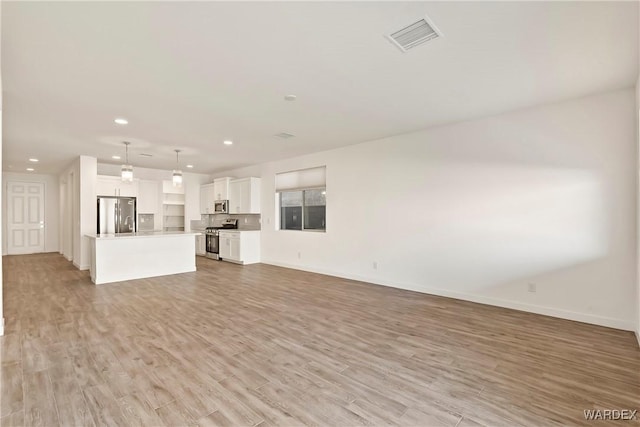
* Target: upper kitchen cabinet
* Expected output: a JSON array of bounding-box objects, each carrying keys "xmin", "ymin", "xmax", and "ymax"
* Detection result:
[
  {"xmin": 228, "ymin": 177, "xmax": 261, "ymax": 214},
  {"xmin": 162, "ymin": 180, "xmax": 184, "ymax": 195},
  {"xmin": 213, "ymin": 177, "xmax": 233, "ymax": 201},
  {"xmin": 138, "ymin": 180, "xmax": 159, "ymax": 214},
  {"xmin": 200, "ymin": 183, "xmax": 216, "ymax": 214},
  {"xmin": 97, "ymin": 175, "xmax": 139, "ymax": 197}
]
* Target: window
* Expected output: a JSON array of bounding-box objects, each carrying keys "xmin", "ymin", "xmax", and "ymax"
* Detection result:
[
  {"xmin": 276, "ymin": 166, "xmax": 326, "ymax": 232},
  {"xmin": 279, "ymin": 189, "xmax": 326, "ymax": 231},
  {"xmin": 280, "ymin": 191, "xmax": 303, "ymax": 230}
]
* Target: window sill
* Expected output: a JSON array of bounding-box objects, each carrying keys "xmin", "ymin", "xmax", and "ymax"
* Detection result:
[{"xmin": 277, "ymin": 229, "xmax": 326, "ymax": 233}]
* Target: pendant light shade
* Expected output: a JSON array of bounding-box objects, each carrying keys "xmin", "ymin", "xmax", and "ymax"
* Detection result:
[
  {"xmin": 121, "ymin": 142, "xmax": 133, "ymax": 182},
  {"xmin": 173, "ymin": 149, "xmax": 183, "ymax": 187}
]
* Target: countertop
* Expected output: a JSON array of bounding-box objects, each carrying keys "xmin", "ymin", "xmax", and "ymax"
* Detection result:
[{"xmin": 86, "ymin": 231, "xmax": 201, "ymax": 240}]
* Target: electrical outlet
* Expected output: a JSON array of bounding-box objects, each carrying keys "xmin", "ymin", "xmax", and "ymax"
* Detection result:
[
  {"xmin": 528, "ymin": 283, "xmax": 536, "ymax": 293},
  {"xmin": 373, "ymin": 261, "xmax": 378, "ymax": 270},
  {"xmin": 297, "ymin": 251, "xmax": 301, "ymax": 259}
]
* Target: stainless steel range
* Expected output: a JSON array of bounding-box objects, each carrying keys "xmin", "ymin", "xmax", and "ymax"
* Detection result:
[{"xmin": 205, "ymin": 218, "xmax": 238, "ymax": 259}]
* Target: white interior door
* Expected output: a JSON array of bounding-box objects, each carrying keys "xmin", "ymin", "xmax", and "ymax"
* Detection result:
[{"xmin": 7, "ymin": 181, "xmax": 45, "ymax": 254}]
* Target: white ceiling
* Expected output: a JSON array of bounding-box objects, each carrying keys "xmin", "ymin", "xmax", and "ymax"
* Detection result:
[{"xmin": 2, "ymin": 1, "xmax": 638, "ymax": 175}]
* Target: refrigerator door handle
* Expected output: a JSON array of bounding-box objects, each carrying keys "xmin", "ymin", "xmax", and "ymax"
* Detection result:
[{"xmin": 114, "ymin": 201, "xmax": 119, "ymax": 233}]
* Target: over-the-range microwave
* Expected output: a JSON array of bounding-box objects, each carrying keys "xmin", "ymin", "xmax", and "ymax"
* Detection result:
[{"xmin": 214, "ymin": 200, "xmax": 229, "ymax": 214}]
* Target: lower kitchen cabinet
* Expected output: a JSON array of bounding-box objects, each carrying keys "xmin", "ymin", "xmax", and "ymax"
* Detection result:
[
  {"xmin": 195, "ymin": 234, "xmax": 206, "ymax": 256},
  {"xmin": 218, "ymin": 230, "xmax": 260, "ymax": 264}
]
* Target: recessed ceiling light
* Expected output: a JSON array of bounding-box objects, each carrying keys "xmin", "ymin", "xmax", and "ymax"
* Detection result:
[
  {"xmin": 28, "ymin": 158, "xmax": 39, "ymax": 162},
  {"xmin": 223, "ymin": 140, "xmax": 233, "ymax": 145},
  {"xmin": 26, "ymin": 168, "xmax": 34, "ymax": 172},
  {"xmin": 186, "ymin": 164, "xmax": 194, "ymax": 168},
  {"xmin": 284, "ymin": 94, "xmax": 297, "ymax": 101},
  {"xmin": 114, "ymin": 118, "xmax": 128, "ymax": 125},
  {"xmin": 112, "ymin": 155, "xmax": 121, "ymax": 160}
]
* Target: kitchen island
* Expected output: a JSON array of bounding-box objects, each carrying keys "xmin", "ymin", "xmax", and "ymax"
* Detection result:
[{"xmin": 86, "ymin": 231, "xmax": 201, "ymax": 285}]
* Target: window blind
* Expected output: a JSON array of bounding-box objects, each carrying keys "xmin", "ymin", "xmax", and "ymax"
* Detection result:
[{"xmin": 275, "ymin": 166, "xmax": 326, "ymax": 192}]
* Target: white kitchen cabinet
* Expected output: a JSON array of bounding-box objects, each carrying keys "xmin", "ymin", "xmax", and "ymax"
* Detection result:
[
  {"xmin": 218, "ymin": 232, "xmax": 232, "ymax": 259},
  {"xmin": 97, "ymin": 175, "xmax": 139, "ymax": 198},
  {"xmin": 200, "ymin": 183, "xmax": 216, "ymax": 214},
  {"xmin": 96, "ymin": 177, "xmax": 116, "ymax": 196},
  {"xmin": 162, "ymin": 180, "xmax": 184, "ymax": 195},
  {"xmin": 218, "ymin": 230, "xmax": 260, "ymax": 264},
  {"xmin": 118, "ymin": 182, "xmax": 138, "ymax": 197},
  {"xmin": 195, "ymin": 234, "xmax": 206, "ymax": 256},
  {"xmin": 138, "ymin": 180, "xmax": 159, "ymax": 214},
  {"xmin": 228, "ymin": 177, "xmax": 261, "ymax": 214},
  {"xmin": 213, "ymin": 177, "xmax": 233, "ymax": 201}
]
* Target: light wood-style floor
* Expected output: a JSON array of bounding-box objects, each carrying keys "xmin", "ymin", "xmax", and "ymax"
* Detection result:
[{"xmin": 1, "ymin": 253, "xmax": 639, "ymax": 427}]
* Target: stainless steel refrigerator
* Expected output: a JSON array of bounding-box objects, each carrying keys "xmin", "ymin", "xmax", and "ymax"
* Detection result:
[{"xmin": 97, "ymin": 197, "xmax": 137, "ymax": 234}]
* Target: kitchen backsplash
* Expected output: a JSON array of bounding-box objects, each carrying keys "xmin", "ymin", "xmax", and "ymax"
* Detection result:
[
  {"xmin": 190, "ymin": 219, "xmax": 207, "ymax": 231},
  {"xmin": 203, "ymin": 214, "xmax": 261, "ymax": 230},
  {"xmin": 139, "ymin": 214, "xmax": 155, "ymax": 232}
]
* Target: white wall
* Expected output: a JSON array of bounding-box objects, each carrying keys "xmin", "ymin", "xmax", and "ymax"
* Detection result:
[
  {"xmin": 2, "ymin": 172, "xmax": 59, "ymax": 255},
  {"xmin": 79, "ymin": 156, "xmax": 96, "ymax": 269},
  {"xmin": 97, "ymin": 163, "xmax": 210, "ymax": 231},
  {"xmin": 636, "ymin": 74, "xmax": 640, "ymax": 343},
  {"xmin": 0, "ymin": 117, "xmax": 3, "ymax": 336},
  {"xmin": 59, "ymin": 167, "xmax": 74, "ymax": 261},
  {"xmin": 217, "ymin": 89, "xmax": 637, "ymax": 331},
  {"xmin": 636, "ymin": 2, "xmax": 640, "ymax": 344},
  {"xmin": 59, "ymin": 155, "xmax": 96, "ymax": 270},
  {"xmin": 1, "ymin": 0, "xmax": 5, "ymax": 335}
]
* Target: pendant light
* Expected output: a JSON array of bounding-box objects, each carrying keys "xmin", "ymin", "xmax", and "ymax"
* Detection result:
[
  {"xmin": 121, "ymin": 141, "xmax": 133, "ymax": 182},
  {"xmin": 172, "ymin": 149, "xmax": 183, "ymax": 187}
]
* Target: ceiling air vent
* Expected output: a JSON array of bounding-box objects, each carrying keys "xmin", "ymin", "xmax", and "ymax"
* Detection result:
[
  {"xmin": 386, "ymin": 15, "xmax": 442, "ymax": 52},
  {"xmin": 275, "ymin": 132, "xmax": 295, "ymax": 139},
  {"xmin": 139, "ymin": 153, "xmax": 153, "ymax": 157}
]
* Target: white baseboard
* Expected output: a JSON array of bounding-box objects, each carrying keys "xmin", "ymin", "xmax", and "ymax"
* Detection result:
[
  {"xmin": 72, "ymin": 261, "xmax": 90, "ymax": 271},
  {"xmin": 262, "ymin": 259, "xmax": 635, "ymax": 332}
]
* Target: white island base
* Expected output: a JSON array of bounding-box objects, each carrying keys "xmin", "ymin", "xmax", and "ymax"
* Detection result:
[{"xmin": 86, "ymin": 232, "xmax": 200, "ymax": 285}]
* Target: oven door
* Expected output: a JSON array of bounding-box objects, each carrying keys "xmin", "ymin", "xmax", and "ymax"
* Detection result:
[{"xmin": 206, "ymin": 233, "xmax": 219, "ymax": 256}]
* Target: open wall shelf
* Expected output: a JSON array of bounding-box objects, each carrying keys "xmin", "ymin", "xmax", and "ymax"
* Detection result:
[{"xmin": 162, "ymin": 183, "xmax": 185, "ymax": 231}]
